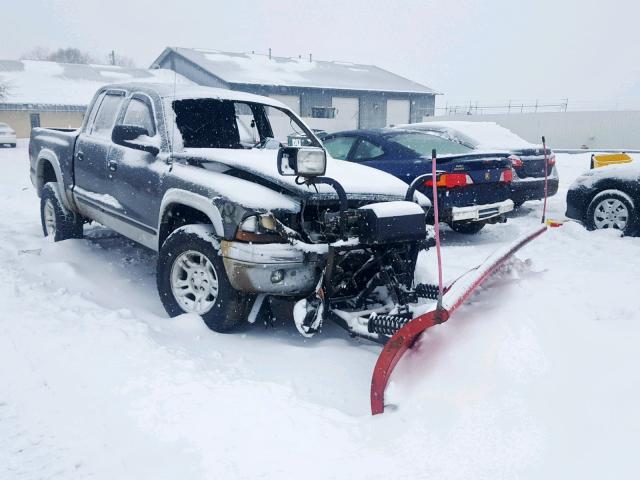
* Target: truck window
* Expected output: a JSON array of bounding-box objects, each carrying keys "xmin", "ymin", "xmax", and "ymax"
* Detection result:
[
  {"xmin": 123, "ymin": 98, "xmax": 156, "ymax": 136},
  {"xmin": 265, "ymin": 106, "xmax": 314, "ymax": 147},
  {"xmin": 170, "ymin": 98, "xmax": 320, "ymax": 151},
  {"xmin": 91, "ymin": 93, "xmax": 125, "ymax": 139}
]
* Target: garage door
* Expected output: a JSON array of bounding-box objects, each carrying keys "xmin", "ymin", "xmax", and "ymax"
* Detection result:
[
  {"xmin": 270, "ymin": 94, "xmax": 300, "ymax": 114},
  {"xmin": 386, "ymin": 99, "xmax": 410, "ymax": 126},
  {"xmin": 332, "ymin": 97, "xmax": 359, "ymax": 130}
]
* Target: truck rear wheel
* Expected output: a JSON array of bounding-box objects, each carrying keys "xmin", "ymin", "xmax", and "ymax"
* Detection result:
[
  {"xmin": 40, "ymin": 182, "xmax": 83, "ymax": 241},
  {"xmin": 157, "ymin": 225, "xmax": 255, "ymax": 332},
  {"xmin": 447, "ymin": 221, "xmax": 486, "ymax": 234}
]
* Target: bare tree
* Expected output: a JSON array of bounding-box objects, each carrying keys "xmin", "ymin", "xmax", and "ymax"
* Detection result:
[
  {"xmin": 0, "ymin": 77, "xmax": 9, "ymax": 101},
  {"xmin": 108, "ymin": 52, "xmax": 136, "ymax": 68},
  {"xmin": 22, "ymin": 46, "xmax": 95, "ymax": 64},
  {"xmin": 20, "ymin": 46, "xmax": 51, "ymax": 61},
  {"xmin": 46, "ymin": 48, "xmax": 95, "ymax": 64}
]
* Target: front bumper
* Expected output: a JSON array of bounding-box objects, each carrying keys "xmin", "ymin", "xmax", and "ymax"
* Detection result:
[
  {"xmin": 0, "ymin": 135, "xmax": 16, "ymax": 144},
  {"xmin": 221, "ymin": 240, "xmax": 325, "ymax": 296},
  {"xmin": 565, "ymin": 185, "xmax": 593, "ymax": 222},
  {"xmin": 450, "ymin": 199, "xmax": 514, "ymax": 222},
  {"xmin": 511, "ymin": 176, "xmax": 559, "ymax": 203}
]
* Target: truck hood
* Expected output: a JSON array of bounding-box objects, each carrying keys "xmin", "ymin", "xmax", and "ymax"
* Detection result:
[{"xmin": 179, "ymin": 148, "xmax": 430, "ymax": 206}]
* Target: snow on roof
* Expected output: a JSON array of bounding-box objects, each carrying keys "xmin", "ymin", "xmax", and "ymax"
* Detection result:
[
  {"xmin": 0, "ymin": 59, "xmax": 191, "ymax": 106},
  {"xmin": 397, "ymin": 121, "xmax": 538, "ymax": 150},
  {"xmin": 154, "ymin": 47, "xmax": 438, "ymax": 95}
]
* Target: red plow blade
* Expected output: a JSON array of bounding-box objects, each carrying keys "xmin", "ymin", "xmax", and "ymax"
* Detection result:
[{"xmin": 371, "ymin": 224, "xmax": 548, "ymax": 415}]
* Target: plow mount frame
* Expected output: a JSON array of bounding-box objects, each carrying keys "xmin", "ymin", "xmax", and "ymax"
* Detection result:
[{"xmin": 370, "ymin": 224, "xmax": 548, "ymax": 415}]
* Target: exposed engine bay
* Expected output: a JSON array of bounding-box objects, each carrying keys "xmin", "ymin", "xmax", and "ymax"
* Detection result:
[{"xmin": 282, "ymin": 195, "xmax": 439, "ymax": 344}]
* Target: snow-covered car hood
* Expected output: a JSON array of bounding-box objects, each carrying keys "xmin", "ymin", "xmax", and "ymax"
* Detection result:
[
  {"xmin": 571, "ymin": 161, "xmax": 640, "ymax": 189},
  {"xmin": 180, "ymin": 148, "xmax": 431, "ymax": 206}
]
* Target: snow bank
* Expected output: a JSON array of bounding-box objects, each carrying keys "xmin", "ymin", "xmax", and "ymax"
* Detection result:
[
  {"xmin": 1, "ymin": 144, "xmax": 639, "ymax": 478},
  {"xmin": 0, "ymin": 59, "xmax": 191, "ymax": 105}
]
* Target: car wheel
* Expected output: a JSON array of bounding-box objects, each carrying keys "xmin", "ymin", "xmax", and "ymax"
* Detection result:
[
  {"xmin": 10, "ymin": 143, "xmax": 17, "ymax": 148},
  {"xmin": 586, "ymin": 190, "xmax": 637, "ymax": 235},
  {"xmin": 447, "ymin": 221, "xmax": 486, "ymax": 234},
  {"xmin": 40, "ymin": 182, "xmax": 84, "ymax": 241},
  {"xmin": 157, "ymin": 225, "xmax": 255, "ymax": 332}
]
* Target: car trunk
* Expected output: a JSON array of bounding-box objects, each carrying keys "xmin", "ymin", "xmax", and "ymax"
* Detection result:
[
  {"xmin": 512, "ymin": 148, "xmax": 551, "ymax": 178},
  {"xmin": 418, "ymin": 153, "xmax": 512, "ymax": 206}
]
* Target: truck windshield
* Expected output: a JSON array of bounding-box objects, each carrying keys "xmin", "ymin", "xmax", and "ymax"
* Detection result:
[{"xmin": 170, "ymin": 98, "xmax": 319, "ymax": 150}]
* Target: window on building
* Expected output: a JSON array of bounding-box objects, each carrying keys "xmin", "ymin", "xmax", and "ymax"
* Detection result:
[
  {"xmin": 91, "ymin": 93, "xmax": 125, "ymax": 138},
  {"xmin": 311, "ymin": 106, "xmax": 336, "ymax": 119},
  {"xmin": 30, "ymin": 113, "xmax": 41, "ymax": 129},
  {"xmin": 123, "ymin": 98, "xmax": 156, "ymax": 136}
]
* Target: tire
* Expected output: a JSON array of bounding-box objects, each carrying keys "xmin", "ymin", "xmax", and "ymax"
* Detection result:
[
  {"xmin": 40, "ymin": 182, "xmax": 83, "ymax": 241},
  {"xmin": 156, "ymin": 225, "xmax": 255, "ymax": 332},
  {"xmin": 10, "ymin": 144, "xmax": 17, "ymax": 148},
  {"xmin": 447, "ymin": 221, "xmax": 486, "ymax": 234},
  {"xmin": 585, "ymin": 190, "xmax": 637, "ymax": 235}
]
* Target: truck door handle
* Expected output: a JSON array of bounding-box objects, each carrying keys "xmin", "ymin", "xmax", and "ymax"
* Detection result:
[
  {"xmin": 76, "ymin": 152, "xmax": 84, "ymax": 161},
  {"xmin": 108, "ymin": 160, "xmax": 118, "ymax": 172}
]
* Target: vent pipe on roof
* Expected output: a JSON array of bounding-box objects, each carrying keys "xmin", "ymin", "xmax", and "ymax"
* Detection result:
[{"xmin": 269, "ymin": 48, "xmax": 272, "ymax": 59}]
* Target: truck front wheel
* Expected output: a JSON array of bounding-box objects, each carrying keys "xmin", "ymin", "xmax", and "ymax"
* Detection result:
[
  {"xmin": 157, "ymin": 225, "xmax": 255, "ymax": 332},
  {"xmin": 40, "ymin": 182, "xmax": 83, "ymax": 241}
]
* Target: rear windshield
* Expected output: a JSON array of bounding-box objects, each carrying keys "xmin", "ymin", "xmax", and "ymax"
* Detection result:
[
  {"xmin": 387, "ymin": 132, "xmax": 472, "ymax": 156},
  {"xmin": 170, "ymin": 98, "xmax": 319, "ymax": 150}
]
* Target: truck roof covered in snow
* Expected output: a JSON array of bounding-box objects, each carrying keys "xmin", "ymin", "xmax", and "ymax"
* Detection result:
[{"xmin": 108, "ymin": 83, "xmax": 290, "ymax": 109}]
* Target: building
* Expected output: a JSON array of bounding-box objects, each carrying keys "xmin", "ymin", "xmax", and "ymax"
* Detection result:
[
  {"xmin": 0, "ymin": 60, "xmax": 188, "ymax": 137},
  {"xmin": 151, "ymin": 47, "xmax": 438, "ymax": 131}
]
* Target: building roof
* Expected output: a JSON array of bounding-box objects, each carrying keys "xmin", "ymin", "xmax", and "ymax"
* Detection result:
[
  {"xmin": 152, "ymin": 47, "xmax": 438, "ymax": 95},
  {"xmin": 0, "ymin": 60, "xmax": 191, "ymax": 105}
]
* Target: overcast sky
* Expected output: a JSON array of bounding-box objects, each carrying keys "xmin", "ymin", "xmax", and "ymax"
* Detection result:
[{"xmin": 3, "ymin": 0, "xmax": 640, "ymax": 110}]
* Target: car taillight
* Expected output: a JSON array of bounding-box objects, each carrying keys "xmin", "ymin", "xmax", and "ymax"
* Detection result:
[
  {"xmin": 547, "ymin": 153, "xmax": 556, "ymax": 166},
  {"xmin": 508, "ymin": 154, "xmax": 523, "ymax": 168},
  {"xmin": 424, "ymin": 173, "xmax": 473, "ymax": 189},
  {"xmin": 500, "ymin": 169, "xmax": 513, "ymax": 182}
]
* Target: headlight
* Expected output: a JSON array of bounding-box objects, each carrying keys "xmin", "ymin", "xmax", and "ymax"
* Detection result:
[{"xmin": 235, "ymin": 214, "xmax": 287, "ymax": 243}]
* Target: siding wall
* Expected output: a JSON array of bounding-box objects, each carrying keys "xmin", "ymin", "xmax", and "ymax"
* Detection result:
[
  {"xmin": 0, "ymin": 110, "xmax": 85, "ymax": 138},
  {"xmin": 426, "ymin": 110, "xmax": 640, "ymax": 150}
]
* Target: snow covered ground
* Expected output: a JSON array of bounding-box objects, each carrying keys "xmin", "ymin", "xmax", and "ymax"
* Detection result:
[{"xmin": 1, "ymin": 141, "xmax": 639, "ymax": 479}]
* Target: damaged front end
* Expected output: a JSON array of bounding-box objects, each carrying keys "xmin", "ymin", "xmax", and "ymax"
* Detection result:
[
  {"xmin": 219, "ymin": 145, "xmax": 439, "ymax": 343},
  {"xmin": 291, "ymin": 199, "xmax": 436, "ymax": 343}
]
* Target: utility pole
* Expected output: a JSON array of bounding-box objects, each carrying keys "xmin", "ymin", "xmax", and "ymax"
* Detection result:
[{"xmin": 110, "ymin": 50, "xmax": 116, "ymax": 66}]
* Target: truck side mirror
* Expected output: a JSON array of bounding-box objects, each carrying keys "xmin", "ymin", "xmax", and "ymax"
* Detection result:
[
  {"xmin": 277, "ymin": 146, "xmax": 327, "ymax": 177},
  {"xmin": 112, "ymin": 124, "xmax": 159, "ymax": 156}
]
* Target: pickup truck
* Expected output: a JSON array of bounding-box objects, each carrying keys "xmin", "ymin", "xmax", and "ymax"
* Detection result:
[{"xmin": 29, "ymin": 83, "xmax": 439, "ymax": 343}]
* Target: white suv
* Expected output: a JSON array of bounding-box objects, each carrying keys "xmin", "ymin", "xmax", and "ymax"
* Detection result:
[{"xmin": 0, "ymin": 123, "xmax": 17, "ymax": 148}]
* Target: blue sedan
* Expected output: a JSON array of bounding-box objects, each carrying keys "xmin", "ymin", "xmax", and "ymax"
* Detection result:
[{"xmin": 322, "ymin": 128, "xmax": 515, "ymax": 233}]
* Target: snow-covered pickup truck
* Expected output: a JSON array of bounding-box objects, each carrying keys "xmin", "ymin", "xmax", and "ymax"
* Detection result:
[{"xmin": 29, "ymin": 83, "xmax": 437, "ymax": 342}]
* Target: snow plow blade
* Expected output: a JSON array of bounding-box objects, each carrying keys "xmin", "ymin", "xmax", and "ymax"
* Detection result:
[{"xmin": 371, "ymin": 224, "xmax": 548, "ymax": 415}]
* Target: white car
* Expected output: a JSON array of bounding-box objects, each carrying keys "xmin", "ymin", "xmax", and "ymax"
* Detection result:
[{"xmin": 0, "ymin": 122, "xmax": 17, "ymax": 148}]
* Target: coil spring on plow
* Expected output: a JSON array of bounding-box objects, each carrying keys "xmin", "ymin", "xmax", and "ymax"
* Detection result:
[
  {"xmin": 367, "ymin": 314, "xmax": 411, "ymax": 336},
  {"xmin": 414, "ymin": 283, "xmax": 440, "ymax": 300}
]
